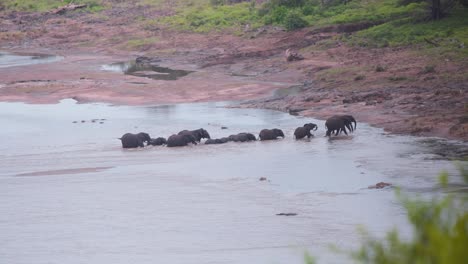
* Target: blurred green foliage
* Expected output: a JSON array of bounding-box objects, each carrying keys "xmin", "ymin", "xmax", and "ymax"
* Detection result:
[
  {"xmin": 1, "ymin": 0, "xmax": 104, "ymax": 12},
  {"xmin": 342, "ymin": 164, "xmax": 468, "ymax": 264}
]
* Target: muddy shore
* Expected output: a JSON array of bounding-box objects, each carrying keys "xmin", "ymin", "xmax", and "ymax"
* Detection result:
[{"xmin": 0, "ymin": 6, "xmax": 467, "ymax": 141}]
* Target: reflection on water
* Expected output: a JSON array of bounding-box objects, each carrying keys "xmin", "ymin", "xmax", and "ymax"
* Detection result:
[
  {"xmin": 0, "ymin": 51, "xmax": 63, "ymax": 68},
  {"xmin": 0, "ymin": 99, "xmax": 466, "ymax": 264},
  {"xmin": 101, "ymin": 61, "xmax": 193, "ymax": 80}
]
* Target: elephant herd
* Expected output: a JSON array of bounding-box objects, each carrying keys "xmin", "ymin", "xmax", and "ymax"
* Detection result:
[{"xmin": 118, "ymin": 115, "xmax": 357, "ymax": 148}]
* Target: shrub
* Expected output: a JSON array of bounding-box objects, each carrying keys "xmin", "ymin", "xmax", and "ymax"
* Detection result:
[
  {"xmin": 375, "ymin": 65, "xmax": 386, "ymax": 72},
  {"xmin": 354, "ymin": 74, "xmax": 366, "ymax": 80},
  {"xmin": 421, "ymin": 65, "xmax": 436, "ymax": 74},
  {"xmin": 351, "ymin": 166, "xmax": 468, "ymax": 264},
  {"xmin": 284, "ymin": 10, "xmax": 309, "ymax": 30}
]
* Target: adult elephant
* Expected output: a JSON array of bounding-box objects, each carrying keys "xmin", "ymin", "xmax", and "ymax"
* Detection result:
[
  {"xmin": 294, "ymin": 123, "xmax": 318, "ymax": 139},
  {"xmin": 167, "ymin": 134, "xmax": 197, "ymax": 147},
  {"xmin": 119, "ymin": 132, "xmax": 151, "ymax": 148},
  {"xmin": 325, "ymin": 116, "xmax": 348, "ymax": 137},
  {"xmin": 148, "ymin": 137, "xmax": 167, "ymax": 146},
  {"xmin": 178, "ymin": 128, "xmax": 210, "ymax": 142},
  {"xmin": 340, "ymin": 115, "xmax": 357, "ymax": 132},
  {"xmin": 228, "ymin": 133, "xmax": 256, "ymax": 142},
  {"xmin": 259, "ymin": 129, "xmax": 285, "ymax": 141},
  {"xmin": 328, "ymin": 115, "xmax": 357, "ymax": 135}
]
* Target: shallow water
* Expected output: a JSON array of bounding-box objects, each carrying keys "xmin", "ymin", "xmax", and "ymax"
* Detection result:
[
  {"xmin": 0, "ymin": 51, "xmax": 63, "ymax": 68},
  {"xmin": 0, "ymin": 99, "xmax": 465, "ymax": 264}
]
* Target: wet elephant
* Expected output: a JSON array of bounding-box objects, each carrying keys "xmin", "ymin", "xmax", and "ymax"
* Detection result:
[
  {"xmin": 167, "ymin": 134, "xmax": 198, "ymax": 147},
  {"xmin": 294, "ymin": 123, "xmax": 318, "ymax": 139},
  {"xmin": 340, "ymin": 115, "xmax": 357, "ymax": 132},
  {"xmin": 228, "ymin": 133, "xmax": 256, "ymax": 142},
  {"xmin": 119, "ymin": 132, "xmax": 151, "ymax": 148},
  {"xmin": 148, "ymin": 137, "xmax": 167, "ymax": 146},
  {"xmin": 325, "ymin": 116, "xmax": 348, "ymax": 137},
  {"xmin": 178, "ymin": 128, "xmax": 210, "ymax": 142},
  {"xmin": 327, "ymin": 115, "xmax": 357, "ymax": 136},
  {"xmin": 205, "ymin": 138, "xmax": 229, "ymax": 145},
  {"xmin": 259, "ymin": 129, "xmax": 285, "ymax": 141}
]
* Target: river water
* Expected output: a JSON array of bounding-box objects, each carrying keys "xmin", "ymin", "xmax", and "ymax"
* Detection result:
[
  {"xmin": 0, "ymin": 51, "xmax": 63, "ymax": 68},
  {"xmin": 0, "ymin": 99, "xmax": 466, "ymax": 264}
]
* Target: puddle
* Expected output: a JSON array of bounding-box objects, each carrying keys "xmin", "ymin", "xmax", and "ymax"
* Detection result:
[
  {"xmin": 0, "ymin": 51, "xmax": 63, "ymax": 68},
  {"xmin": 101, "ymin": 60, "xmax": 193, "ymax": 80},
  {"xmin": 0, "ymin": 99, "xmax": 466, "ymax": 264}
]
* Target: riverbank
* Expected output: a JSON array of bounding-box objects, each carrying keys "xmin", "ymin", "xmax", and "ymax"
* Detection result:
[{"xmin": 0, "ymin": 2, "xmax": 467, "ymax": 141}]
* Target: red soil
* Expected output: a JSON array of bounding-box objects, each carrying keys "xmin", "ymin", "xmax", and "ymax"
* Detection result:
[{"xmin": 0, "ymin": 4, "xmax": 466, "ymax": 140}]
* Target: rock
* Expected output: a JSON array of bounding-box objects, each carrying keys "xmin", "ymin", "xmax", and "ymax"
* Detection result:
[
  {"xmin": 259, "ymin": 177, "xmax": 267, "ymax": 181},
  {"xmin": 221, "ymin": 126, "xmax": 228, "ymax": 129},
  {"xmin": 368, "ymin": 182, "xmax": 392, "ymax": 189},
  {"xmin": 288, "ymin": 108, "xmax": 306, "ymax": 116},
  {"xmin": 285, "ymin": 49, "xmax": 304, "ymax": 62},
  {"xmin": 135, "ymin": 56, "xmax": 161, "ymax": 65},
  {"xmin": 276, "ymin": 213, "xmax": 297, "ymax": 216}
]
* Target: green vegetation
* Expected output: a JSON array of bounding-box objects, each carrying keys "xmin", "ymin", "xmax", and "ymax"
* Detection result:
[
  {"xmin": 349, "ymin": 166, "xmax": 468, "ymax": 264},
  {"xmin": 303, "ymin": 165, "xmax": 468, "ymax": 264},
  {"xmin": 157, "ymin": 0, "xmax": 467, "ymax": 55},
  {"xmin": 348, "ymin": 8, "xmax": 468, "ymax": 50},
  {"xmin": 161, "ymin": 0, "xmax": 260, "ymax": 33},
  {"xmin": 1, "ymin": 0, "xmax": 104, "ymax": 12},
  {"xmin": 123, "ymin": 37, "xmax": 160, "ymax": 50}
]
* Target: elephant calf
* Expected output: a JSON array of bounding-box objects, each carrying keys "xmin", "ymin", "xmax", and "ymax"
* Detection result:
[
  {"xmin": 119, "ymin": 132, "xmax": 151, "ymax": 148},
  {"xmin": 294, "ymin": 123, "xmax": 318, "ymax": 139},
  {"xmin": 205, "ymin": 138, "xmax": 229, "ymax": 145},
  {"xmin": 178, "ymin": 128, "xmax": 210, "ymax": 142},
  {"xmin": 167, "ymin": 134, "xmax": 197, "ymax": 147},
  {"xmin": 228, "ymin": 133, "xmax": 256, "ymax": 142},
  {"xmin": 259, "ymin": 129, "xmax": 285, "ymax": 141},
  {"xmin": 148, "ymin": 137, "xmax": 167, "ymax": 146}
]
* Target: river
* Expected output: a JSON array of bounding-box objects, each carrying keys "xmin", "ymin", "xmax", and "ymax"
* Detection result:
[{"xmin": 0, "ymin": 98, "xmax": 465, "ymax": 264}]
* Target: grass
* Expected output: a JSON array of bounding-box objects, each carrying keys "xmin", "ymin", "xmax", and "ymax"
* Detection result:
[
  {"xmin": 161, "ymin": 0, "xmax": 260, "ymax": 33},
  {"xmin": 1, "ymin": 0, "xmax": 104, "ymax": 12},
  {"xmin": 347, "ymin": 8, "xmax": 468, "ymax": 50},
  {"xmin": 123, "ymin": 37, "xmax": 160, "ymax": 50},
  {"xmin": 304, "ymin": 0, "xmax": 427, "ymax": 26}
]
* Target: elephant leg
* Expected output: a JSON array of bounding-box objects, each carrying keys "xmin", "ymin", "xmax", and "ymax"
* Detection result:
[{"xmin": 342, "ymin": 126, "xmax": 348, "ymax": 135}]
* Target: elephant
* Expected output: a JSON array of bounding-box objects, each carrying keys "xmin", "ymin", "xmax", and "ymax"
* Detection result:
[
  {"xmin": 228, "ymin": 133, "xmax": 256, "ymax": 142},
  {"xmin": 259, "ymin": 129, "xmax": 285, "ymax": 141},
  {"xmin": 219, "ymin": 137, "xmax": 230, "ymax": 143},
  {"xmin": 340, "ymin": 115, "xmax": 357, "ymax": 132},
  {"xmin": 119, "ymin": 132, "xmax": 151, "ymax": 148},
  {"xmin": 178, "ymin": 128, "xmax": 210, "ymax": 142},
  {"xmin": 148, "ymin": 137, "xmax": 167, "ymax": 146},
  {"xmin": 166, "ymin": 134, "xmax": 197, "ymax": 147},
  {"xmin": 294, "ymin": 123, "xmax": 318, "ymax": 139},
  {"xmin": 205, "ymin": 138, "xmax": 229, "ymax": 145},
  {"xmin": 325, "ymin": 116, "xmax": 349, "ymax": 137},
  {"xmin": 327, "ymin": 115, "xmax": 357, "ymax": 136}
]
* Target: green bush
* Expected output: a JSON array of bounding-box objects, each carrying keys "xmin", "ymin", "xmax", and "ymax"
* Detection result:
[
  {"xmin": 284, "ymin": 10, "xmax": 309, "ymax": 30},
  {"xmin": 1, "ymin": 0, "xmax": 104, "ymax": 12},
  {"xmin": 351, "ymin": 167, "xmax": 468, "ymax": 264}
]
